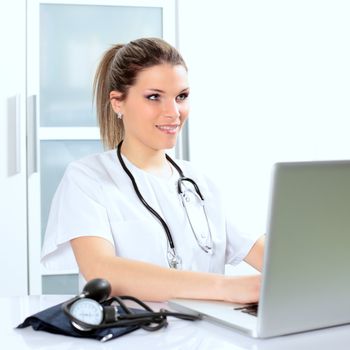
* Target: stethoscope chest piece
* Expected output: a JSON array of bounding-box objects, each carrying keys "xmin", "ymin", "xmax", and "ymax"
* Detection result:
[{"xmin": 167, "ymin": 248, "xmax": 182, "ymax": 269}]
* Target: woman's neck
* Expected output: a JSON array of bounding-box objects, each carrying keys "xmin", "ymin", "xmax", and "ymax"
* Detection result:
[{"xmin": 120, "ymin": 139, "xmax": 172, "ymax": 178}]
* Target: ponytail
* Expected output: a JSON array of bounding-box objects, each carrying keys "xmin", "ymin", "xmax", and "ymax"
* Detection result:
[{"xmin": 93, "ymin": 44, "xmax": 124, "ymax": 149}]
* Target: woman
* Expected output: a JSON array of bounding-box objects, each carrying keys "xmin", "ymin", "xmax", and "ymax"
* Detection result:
[{"xmin": 42, "ymin": 38, "xmax": 264, "ymax": 303}]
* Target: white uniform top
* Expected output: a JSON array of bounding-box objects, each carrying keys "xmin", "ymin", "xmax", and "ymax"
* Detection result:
[{"xmin": 41, "ymin": 150, "xmax": 256, "ymax": 274}]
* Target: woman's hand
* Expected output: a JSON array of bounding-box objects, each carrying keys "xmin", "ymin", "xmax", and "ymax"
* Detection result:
[{"xmin": 220, "ymin": 274, "xmax": 261, "ymax": 304}]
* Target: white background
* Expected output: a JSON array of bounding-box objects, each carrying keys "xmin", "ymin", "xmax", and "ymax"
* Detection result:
[{"xmin": 177, "ymin": 0, "xmax": 350, "ymax": 273}]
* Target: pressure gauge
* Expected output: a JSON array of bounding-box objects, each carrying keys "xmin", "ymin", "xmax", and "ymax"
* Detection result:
[{"xmin": 70, "ymin": 298, "xmax": 104, "ymax": 331}]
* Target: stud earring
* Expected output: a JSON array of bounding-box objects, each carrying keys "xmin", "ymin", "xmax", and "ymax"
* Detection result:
[{"xmin": 117, "ymin": 112, "xmax": 123, "ymax": 120}]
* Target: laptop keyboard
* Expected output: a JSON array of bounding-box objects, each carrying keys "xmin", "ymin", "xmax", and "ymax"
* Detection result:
[{"xmin": 234, "ymin": 303, "xmax": 259, "ymax": 317}]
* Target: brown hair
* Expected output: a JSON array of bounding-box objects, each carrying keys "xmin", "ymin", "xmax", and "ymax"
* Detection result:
[{"xmin": 93, "ymin": 37, "xmax": 187, "ymax": 149}]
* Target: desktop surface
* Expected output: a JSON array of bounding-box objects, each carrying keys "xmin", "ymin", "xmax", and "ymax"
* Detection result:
[{"xmin": 2, "ymin": 295, "xmax": 350, "ymax": 350}]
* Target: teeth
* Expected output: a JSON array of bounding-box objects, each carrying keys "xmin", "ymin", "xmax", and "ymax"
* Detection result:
[{"xmin": 156, "ymin": 125, "xmax": 178, "ymax": 130}]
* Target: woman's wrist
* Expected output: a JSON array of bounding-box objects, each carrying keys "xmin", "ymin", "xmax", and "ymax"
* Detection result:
[
  {"xmin": 208, "ymin": 273, "xmax": 227, "ymax": 301},
  {"xmin": 219, "ymin": 274, "xmax": 261, "ymax": 304}
]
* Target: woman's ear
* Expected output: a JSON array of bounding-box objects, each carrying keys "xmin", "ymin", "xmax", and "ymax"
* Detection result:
[{"xmin": 109, "ymin": 91, "xmax": 123, "ymax": 113}]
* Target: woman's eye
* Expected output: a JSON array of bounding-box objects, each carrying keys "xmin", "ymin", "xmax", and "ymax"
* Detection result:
[
  {"xmin": 146, "ymin": 94, "xmax": 160, "ymax": 101},
  {"xmin": 177, "ymin": 93, "xmax": 189, "ymax": 101}
]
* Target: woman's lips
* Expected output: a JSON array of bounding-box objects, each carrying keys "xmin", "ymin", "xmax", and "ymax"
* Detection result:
[{"xmin": 155, "ymin": 124, "xmax": 180, "ymax": 134}]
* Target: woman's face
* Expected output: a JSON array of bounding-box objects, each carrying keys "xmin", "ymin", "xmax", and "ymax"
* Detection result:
[{"xmin": 111, "ymin": 64, "xmax": 189, "ymax": 152}]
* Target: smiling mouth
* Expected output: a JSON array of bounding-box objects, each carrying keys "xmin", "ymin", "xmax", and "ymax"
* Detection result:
[{"xmin": 155, "ymin": 124, "xmax": 180, "ymax": 133}]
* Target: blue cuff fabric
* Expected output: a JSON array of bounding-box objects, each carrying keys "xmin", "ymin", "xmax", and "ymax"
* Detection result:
[{"xmin": 17, "ymin": 301, "xmax": 140, "ymax": 342}]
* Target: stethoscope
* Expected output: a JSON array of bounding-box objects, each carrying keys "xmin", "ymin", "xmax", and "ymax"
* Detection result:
[
  {"xmin": 62, "ymin": 278, "xmax": 200, "ymax": 341},
  {"xmin": 117, "ymin": 141, "xmax": 214, "ymax": 269}
]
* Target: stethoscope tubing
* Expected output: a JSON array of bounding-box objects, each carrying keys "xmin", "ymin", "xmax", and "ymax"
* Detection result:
[
  {"xmin": 116, "ymin": 142, "xmax": 176, "ymax": 250},
  {"xmin": 116, "ymin": 140, "xmax": 213, "ymax": 266}
]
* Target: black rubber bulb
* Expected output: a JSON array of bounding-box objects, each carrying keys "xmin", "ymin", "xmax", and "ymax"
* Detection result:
[{"xmin": 82, "ymin": 278, "xmax": 111, "ymax": 302}]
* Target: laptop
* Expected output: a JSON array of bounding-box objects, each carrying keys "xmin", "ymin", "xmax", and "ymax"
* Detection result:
[{"xmin": 169, "ymin": 160, "xmax": 350, "ymax": 338}]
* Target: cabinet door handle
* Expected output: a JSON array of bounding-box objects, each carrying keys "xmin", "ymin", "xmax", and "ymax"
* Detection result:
[
  {"xmin": 15, "ymin": 94, "xmax": 21, "ymax": 174},
  {"xmin": 7, "ymin": 94, "xmax": 21, "ymax": 176},
  {"xmin": 27, "ymin": 95, "xmax": 38, "ymax": 175}
]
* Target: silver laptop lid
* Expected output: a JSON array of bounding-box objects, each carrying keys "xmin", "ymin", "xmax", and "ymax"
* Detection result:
[{"xmin": 258, "ymin": 160, "xmax": 350, "ymax": 337}]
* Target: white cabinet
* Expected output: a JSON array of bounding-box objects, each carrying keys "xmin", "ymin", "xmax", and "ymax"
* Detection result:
[
  {"xmin": 0, "ymin": 0, "xmax": 28, "ymax": 296},
  {"xmin": 26, "ymin": 0, "xmax": 176, "ymax": 294}
]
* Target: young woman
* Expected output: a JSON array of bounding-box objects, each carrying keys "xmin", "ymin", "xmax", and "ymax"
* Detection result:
[{"xmin": 42, "ymin": 38, "xmax": 264, "ymax": 303}]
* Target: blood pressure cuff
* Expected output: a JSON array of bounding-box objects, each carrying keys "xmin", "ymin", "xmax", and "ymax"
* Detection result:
[{"xmin": 17, "ymin": 301, "xmax": 140, "ymax": 342}]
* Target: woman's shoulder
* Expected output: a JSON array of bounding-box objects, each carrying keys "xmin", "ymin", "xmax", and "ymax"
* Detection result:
[{"xmin": 64, "ymin": 149, "xmax": 117, "ymax": 184}]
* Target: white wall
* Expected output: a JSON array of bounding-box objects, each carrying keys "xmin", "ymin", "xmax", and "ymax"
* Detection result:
[{"xmin": 177, "ymin": 0, "xmax": 350, "ymax": 274}]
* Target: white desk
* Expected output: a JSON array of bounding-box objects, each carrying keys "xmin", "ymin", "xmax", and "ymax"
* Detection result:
[{"xmin": 2, "ymin": 295, "xmax": 350, "ymax": 349}]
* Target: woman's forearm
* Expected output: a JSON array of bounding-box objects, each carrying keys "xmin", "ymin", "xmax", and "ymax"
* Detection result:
[
  {"xmin": 89, "ymin": 255, "xmax": 224, "ymax": 301},
  {"xmin": 72, "ymin": 236, "xmax": 261, "ymax": 303}
]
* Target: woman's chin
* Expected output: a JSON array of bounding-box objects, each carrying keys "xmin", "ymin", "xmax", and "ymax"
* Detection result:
[
  {"xmin": 155, "ymin": 136, "xmax": 178, "ymax": 150},
  {"xmin": 163, "ymin": 140, "xmax": 178, "ymax": 150}
]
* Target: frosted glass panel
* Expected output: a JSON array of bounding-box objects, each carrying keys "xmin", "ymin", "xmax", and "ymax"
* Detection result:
[
  {"xmin": 40, "ymin": 140, "xmax": 103, "ymax": 243},
  {"xmin": 42, "ymin": 274, "xmax": 79, "ymax": 295},
  {"xmin": 40, "ymin": 5, "xmax": 162, "ymax": 127}
]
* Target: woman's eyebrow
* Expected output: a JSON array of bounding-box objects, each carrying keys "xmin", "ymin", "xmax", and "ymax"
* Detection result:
[
  {"xmin": 145, "ymin": 88, "xmax": 164, "ymax": 93},
  {"xmin": 145, "ymin": 87, "xmax": 190, "ymax": 93}
]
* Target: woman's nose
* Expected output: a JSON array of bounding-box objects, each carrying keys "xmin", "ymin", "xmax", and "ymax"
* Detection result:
[{"xmin": 162, "ymin": 99, "xmax": 180, "ymax": 118}]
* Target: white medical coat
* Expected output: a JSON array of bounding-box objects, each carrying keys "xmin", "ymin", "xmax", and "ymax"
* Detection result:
[{"xmin": 41, "ymin": 150, "xmax": 256, "ymax": 274}]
